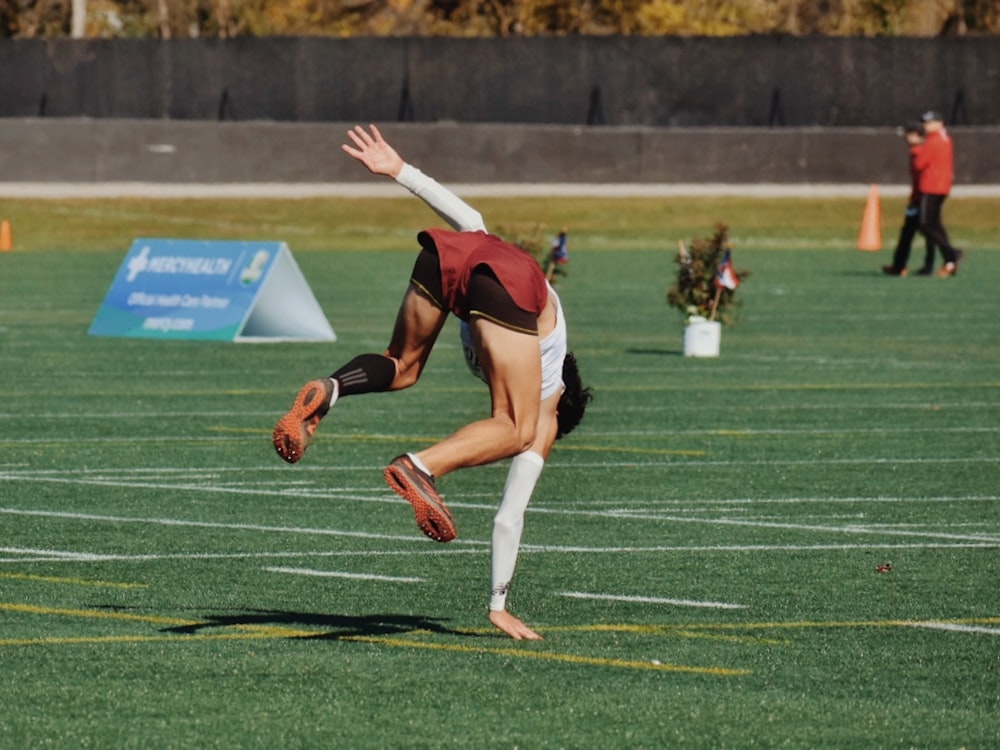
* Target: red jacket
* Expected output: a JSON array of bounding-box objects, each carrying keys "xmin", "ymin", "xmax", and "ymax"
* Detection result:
[{"xmin": 910, "ymin": 129, "xmax": 954, "ymax": 196}]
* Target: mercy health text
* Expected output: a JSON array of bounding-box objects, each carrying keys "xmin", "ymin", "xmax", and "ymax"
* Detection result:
[
  {"xmin": 144, "ymin": 256, "xmax": 232, "ymax": 274},
  {"xmin": 127, "ymin": 292, "xmax": 231, "ymax": 310},
  {"xmin": 127, "ymin": 250, "xmax": 234, "ymax": 283}
]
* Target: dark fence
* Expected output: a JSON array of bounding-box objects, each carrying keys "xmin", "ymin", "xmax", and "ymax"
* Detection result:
[{"xmin": 0, "ymin": 36, "xmax": 998, "ymax": 126}]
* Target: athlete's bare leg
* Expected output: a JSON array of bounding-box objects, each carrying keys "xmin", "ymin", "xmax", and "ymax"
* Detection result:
[
  {"xmin": 384, "ymin": 284, "xmax": 450, "ymax": 390},
  {"xmin": 416, "ymin": 318, "xmax": 541, "ymax": 478}
]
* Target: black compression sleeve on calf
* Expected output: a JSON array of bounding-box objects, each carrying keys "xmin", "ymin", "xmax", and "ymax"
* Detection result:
[{"xmin": 330, "ymin": 354, "xmax": 397, "ymax": 396}]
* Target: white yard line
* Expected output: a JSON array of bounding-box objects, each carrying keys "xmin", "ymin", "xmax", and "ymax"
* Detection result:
[
  {"xmin": 2, "ymin": 460, "xmax": 1000, "ymax": 549},
  {"xmin": 909, "ymin": 622, "xmax": 1000, "ymax": 636},
  {"xmin": 587, "ymin": 510, "xmax": 1000, "ymax": 544},
  {"xmin": 0, "ymin": 546, "xmax": 478, "ymax": 564},
  {"xmin": 263, "ymin": 566, "xmax": 424, "ymax": 583},
  {"xmin": 0, "ymin": 546, "xmax": 115, "ymax": 561},
  {"xmin": 558, "ymin": 591, "xmax": 747, "ymax": 609},
  {"xmin": 4, "ymin": 497, "xmax": 1000, "ymax": 548},
  {"xmin": 0, "ymin": 507, "xmax": 452, "ymax": 544},
  {"xmin": 3, "ymin": 539, "xmax": 999, "ymax": 567}
]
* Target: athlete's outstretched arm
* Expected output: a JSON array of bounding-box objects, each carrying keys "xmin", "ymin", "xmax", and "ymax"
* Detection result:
[{"xmin": 343, "ymin": 124, "xmax": 486, "ymax": 233}]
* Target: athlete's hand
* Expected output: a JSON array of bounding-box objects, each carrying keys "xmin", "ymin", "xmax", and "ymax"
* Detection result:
[
  {"xmin": 342, "ymin": 124, "xmax": 405, "ymax": 179},
  {"xmin": 489, "ymin": 609, "xmax": 543, "ymax": 640}
]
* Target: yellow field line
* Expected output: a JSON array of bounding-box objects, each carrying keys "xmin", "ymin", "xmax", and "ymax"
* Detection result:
[
  {"xmin": 1, "ymin": 603, "xmax": 320, "ymax": 636},
  {"xmin": 457, "ymin": 622, "xmax": 782, "ymax": 644},
  {"xmin": 0, "ymin": 572, "xmax": 147, "ymax": 589},
  {"xmin": 10, "ymin": 601, "xmax": 997, "ymax": 637},
  {"xmin": 339, "ymin": 634, "xmax": 749, "ymax": 676},
  {"xmin": 18, "ymin": 603, "xmax": 990, "ymax": 673},
  {"xmin": 0, "ymin": 627, "xmax": 747, "ymax": 676},
  {"xmin": 1, "ymin": 602, "xmax": 197, "ymax": 627},
  {"xmin": 0, "ymin": 601, "xmax": 747, "ymax": 674},
  {"xmin": 0, "ymin": 632, "xmax": 316, "ymax": 647}
]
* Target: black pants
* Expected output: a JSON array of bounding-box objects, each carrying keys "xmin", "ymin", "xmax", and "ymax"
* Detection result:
[
  {"xmin": 891, "ymin": 207, "xmax": 936, "ymax": 272},
  {"xmin": 917, "ymin": 193, "xmax": 959, "ymax": 265}
]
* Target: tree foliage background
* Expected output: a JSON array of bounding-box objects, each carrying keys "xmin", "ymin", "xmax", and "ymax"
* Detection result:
[{"xmin": 2, "ymin": 0, "xmax": 998, "ymax": 39}]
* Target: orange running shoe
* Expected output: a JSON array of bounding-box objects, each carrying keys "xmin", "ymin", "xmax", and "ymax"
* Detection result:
[
  {"xmin": 384, "ymin": 455, "xmax": 457, "ymax": 543},
  {"xmin": 273, "ymin": 379, "xmax": 333, "ymax": 463},
  {"xmin": 935, "ymin": 262, "xmax": 957, "ymax": 278}
]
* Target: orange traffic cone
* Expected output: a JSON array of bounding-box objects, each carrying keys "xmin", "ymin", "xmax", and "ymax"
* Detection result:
[
  {"xmin": 857, "ymin": 185, "xmax": 881, "ymax": 251},
  {"xmin": 0, "ymin": 220, "xmax": 11, "ymax": 252}
]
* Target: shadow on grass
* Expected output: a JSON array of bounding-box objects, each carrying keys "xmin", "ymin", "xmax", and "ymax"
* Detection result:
[{"xmin": 160, "ymin": 609, "xmax": 472, "ymax": 639}]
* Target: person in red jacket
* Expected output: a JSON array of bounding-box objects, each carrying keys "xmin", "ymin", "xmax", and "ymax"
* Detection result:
[
  {"xmin": 911, "ymin": 111, "xmax": 963, "ymax": 278},
  {"xmin": 883, "ymin": 123, "xmax": 937, "ymax": 276}
]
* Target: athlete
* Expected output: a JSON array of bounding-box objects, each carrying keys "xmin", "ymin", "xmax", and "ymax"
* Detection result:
[{"xmin": 273, "ymin": 124, "xmax": 592, "ymax": 640}]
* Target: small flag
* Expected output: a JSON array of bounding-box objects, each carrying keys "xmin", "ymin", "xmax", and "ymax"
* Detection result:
[
  {"xmin": 550, "ymin": 230, "xmax": 569, "ymax": 262},
  {"xmin": 714, "ymin": 249, "xmax": 740, "ymax": 290}
]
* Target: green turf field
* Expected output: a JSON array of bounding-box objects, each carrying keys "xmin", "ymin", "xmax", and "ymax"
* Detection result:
[{"xmin": 1, "ymin": 195, "xmax": 998, "ymax": 748}]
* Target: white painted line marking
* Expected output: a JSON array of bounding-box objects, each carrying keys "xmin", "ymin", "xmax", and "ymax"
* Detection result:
[
  {"xmin": 0, "ymin": 546, "xmax": 479, "ymax": 564},
  {"xmin": 2, "ymin": 538, "xmax": 1000, "ymax": 567},
  {"xmin": 264, "ymin": 566, "xmax": 424, "ymax": 583},
  {"xmin": 615, "ymin": 495, "xmax": 1000, "ymax": 507},
  {"xmin": 910, "ymin": 622, "xmax": 1000, "ymax": 636},
  {"xmin": 558, "ymin": 591, "xmax": 747, "ymax": 610},
  {"xmin": 0, "ymin": 546, "xmax": 113, "ymax": 561},
  {"xmin": 585, "ymin": 510, "xmax": 1000, "ymax": 544},
  {"xmin": 522, "ymin": 542, "xmax": 1000, "ymax": 553},
  {"xmin": 0, "ymin": 474, "xmax": 415, "ymax": 506},
  {"xmin": 0, "ymin": 507, "xmax": 474, "ymax": 545},
  {"xmin": 2, "ymin": 541, "xmax": 999, "ymax": 565}
]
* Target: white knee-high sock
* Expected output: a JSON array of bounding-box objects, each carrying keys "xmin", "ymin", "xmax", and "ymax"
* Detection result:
[{"xmin": 489, "ymin": 451, "xmax": 545, "ymax": 612}]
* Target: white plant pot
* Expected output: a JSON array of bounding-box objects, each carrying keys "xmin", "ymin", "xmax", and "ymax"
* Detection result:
[{"xmin": 683, "ymin": 317, "xmax": 721, "ymax": 357}]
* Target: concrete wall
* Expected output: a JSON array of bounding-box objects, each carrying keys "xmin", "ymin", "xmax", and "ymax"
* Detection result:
[
  {"xmin": 1, "ymin": 36, "xmax": 998, "ymax": 127},
  {"xmin": 1, "ymin": 119, "xmax": 998, "ymax": 184}
]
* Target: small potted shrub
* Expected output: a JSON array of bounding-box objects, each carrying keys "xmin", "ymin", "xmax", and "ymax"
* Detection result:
[{"xmin": 667, "ymin": 223, "xmax": 749, "ymax": 356}]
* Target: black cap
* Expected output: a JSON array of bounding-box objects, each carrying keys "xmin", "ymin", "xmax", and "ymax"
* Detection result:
[{"xmin": 921, "ymin": 110, "xmax": 942, "ymax": 123}]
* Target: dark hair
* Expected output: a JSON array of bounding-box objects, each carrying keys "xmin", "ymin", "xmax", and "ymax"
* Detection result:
[{"xmin": 556, "ymin": 351, "xmax": 593, "ymax": 439}]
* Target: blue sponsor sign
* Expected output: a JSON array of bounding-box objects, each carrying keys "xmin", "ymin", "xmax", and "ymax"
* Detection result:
[{"xmin": 89, "ymin": 238, "xmax": 336, "ymax": 342}]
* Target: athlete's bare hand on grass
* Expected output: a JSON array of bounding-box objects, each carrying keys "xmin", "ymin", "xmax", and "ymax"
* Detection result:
[
  {"xmin": 489, "ymin": 609, "xmax": 543, "ymax": 640},
  {"xmin": 342, "ymin": 124, "xmax": 404, "ymax": 179}
]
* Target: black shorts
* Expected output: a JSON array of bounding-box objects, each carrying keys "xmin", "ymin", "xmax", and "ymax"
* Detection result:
[{"xmin": 410, "ymin": 248, "xmax": 538, "ymax": 335}]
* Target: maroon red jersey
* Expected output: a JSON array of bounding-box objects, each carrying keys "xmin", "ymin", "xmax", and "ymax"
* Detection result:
[{"xmin": 417, "ymin": 229, "xmax": 548, "ymax": 321}]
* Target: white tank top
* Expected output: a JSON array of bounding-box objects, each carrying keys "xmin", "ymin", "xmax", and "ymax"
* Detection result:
[{"xmin": 460, "ymin": 283, "xmax": 567, "ymax": 400}]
